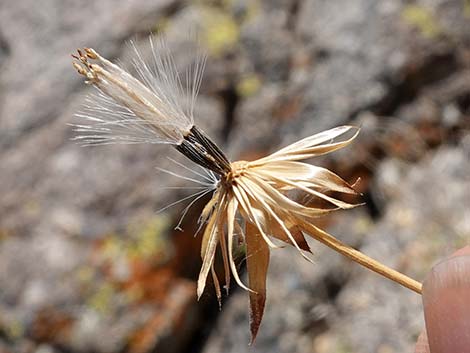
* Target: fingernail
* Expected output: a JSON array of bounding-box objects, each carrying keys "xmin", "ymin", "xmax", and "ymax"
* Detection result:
[{"xmin": 423, "ymin": 253, "xmax": 470, "ymax": 353}]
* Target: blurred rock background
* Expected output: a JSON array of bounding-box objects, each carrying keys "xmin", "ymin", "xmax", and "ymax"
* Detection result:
[{"xmin": 0, "ymin": 0, "xmax": 468, "ymax": 352}]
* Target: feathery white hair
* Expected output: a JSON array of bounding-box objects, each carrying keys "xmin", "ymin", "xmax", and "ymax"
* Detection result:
[{"xmin": 72, "ymin": 37, "xmax": 206, "ymax": 146}]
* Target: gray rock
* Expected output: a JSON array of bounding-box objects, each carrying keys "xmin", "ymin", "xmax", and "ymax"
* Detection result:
[
  {"xmin": 0, "ymin": 0, "xmax": 468, "ymax": 352},
  {"xmin": 0, "ymin": 0, "xmax": 177, "ymax": 144}
]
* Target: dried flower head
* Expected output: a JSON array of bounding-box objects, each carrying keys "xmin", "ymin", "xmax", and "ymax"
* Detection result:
[{"xmin": 72, "ymin": 38, "xmax": 422, "ymax": 343}]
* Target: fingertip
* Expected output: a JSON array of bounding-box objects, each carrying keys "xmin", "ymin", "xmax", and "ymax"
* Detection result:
[
  {"xmin": 422, "ymin": 251, "xmax": 470, "ymax": 353},
  {"xmin": 451, "ymin": 245, "xmax": 470, "ymax": 257}
]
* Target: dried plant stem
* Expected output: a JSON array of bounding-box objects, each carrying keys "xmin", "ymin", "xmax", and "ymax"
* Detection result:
[{"xmin": 301, "ymin": 222, "xmax": 423, "ymax": 294}]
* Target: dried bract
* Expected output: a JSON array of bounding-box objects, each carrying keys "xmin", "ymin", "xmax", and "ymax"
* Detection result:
[{"xmin": 195, "ymin": 125, "xmax": 360, "ymax": 342}]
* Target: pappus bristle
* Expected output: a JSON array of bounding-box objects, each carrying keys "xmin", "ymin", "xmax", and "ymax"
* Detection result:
[{"xmin": 71, "ymin": 38, "xmax": 206, "ymax": 146}]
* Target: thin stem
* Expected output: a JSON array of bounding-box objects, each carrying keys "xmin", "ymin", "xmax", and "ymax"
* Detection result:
[{"xmin": 300, "ymin": 221, "xmax": 423, "ymax": 294}]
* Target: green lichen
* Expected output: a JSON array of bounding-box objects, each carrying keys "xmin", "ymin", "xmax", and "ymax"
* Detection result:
[
  {"xmin": 100, "ymin": 215, "xmax": 172, "ymax": 264},
  {"xmin": 101, "ymin": 233, "xmax": 123, "ymax": 261},
  {"xmin": 3, "ymin": 320, "xmax": 24, "ymax": 340},
  {"xmin": 402, "ymin": 5, "xmax": 442, "ymax": 38},
  {"xmin": 195, "ymin": 0, "xmax": 260, "ymax": 56},
  {"xmin": 336, "ymin": 338, "xmax": 354, "ymax": 353},
  {"xmin": 200, "ymin": 6, "xmax": 240, "ymax": 56},
  {"xmin": 236, "ymin": 75, "xmax": 261, "ymax": 97},
  {"xmin": 87, "ymin": 283, "xmax": 116, "ymax": 314},
  {"xmin": 126, "ymin": 215, "xmax": 172, "ymax": 261},
  {"xmin": 465, "ymin": 0, "xmax": 470, "ymax": 18}
]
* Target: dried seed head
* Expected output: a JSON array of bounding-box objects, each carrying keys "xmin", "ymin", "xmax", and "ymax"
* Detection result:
[
  {"xmin": 71, "ymin": 38, "xmax": 422, "ymax": 344},
  {"xmin": 72, "ymin": 37, "xmax": 231, "ymax": 176},
  {"xmin": 71, "ymin": 38, "xmax": 206, "ymax": 146}
]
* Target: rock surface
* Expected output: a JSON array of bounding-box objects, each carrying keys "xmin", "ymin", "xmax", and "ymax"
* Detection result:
[{"xmin": 0, "ymin": 0, "xmax": 468, "ymax": 353}]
